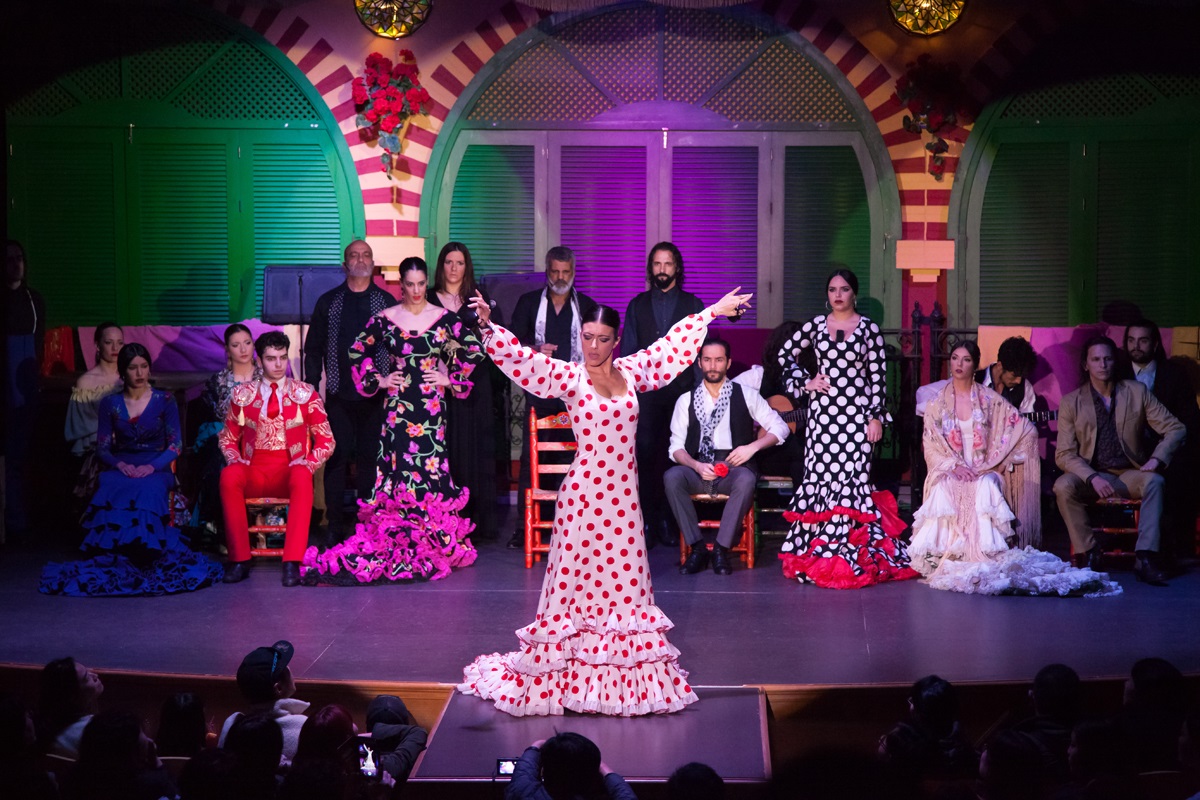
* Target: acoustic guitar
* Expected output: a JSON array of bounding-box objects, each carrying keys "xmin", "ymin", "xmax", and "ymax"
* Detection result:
[{"xmin": 766, "ymin": 395, "xmax": 807, "ymax": 434}]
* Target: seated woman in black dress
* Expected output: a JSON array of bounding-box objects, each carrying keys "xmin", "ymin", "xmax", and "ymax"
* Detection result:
[{"xmin": 40, "ymin": 343, "xmax": 223, "ymax": 596}]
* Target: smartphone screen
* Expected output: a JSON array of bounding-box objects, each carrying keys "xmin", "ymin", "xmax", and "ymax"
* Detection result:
[
  {"xmin": 359, "ymin": 741, "xmax": 379, "ymax": 780},
  {"xmin": 497, "ymin": 757, "xmax": 517, "ymax": 776}
]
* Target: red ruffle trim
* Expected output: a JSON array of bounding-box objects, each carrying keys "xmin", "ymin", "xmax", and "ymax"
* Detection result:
[
  {"xmin": 779, "ymin": 532, "xmax": 919, "ymax": 589},
  {"xmin": 782, "ymin": 491, "xmax": 907, "ymax": 538},
  {"xmin": 782, "ymin": 506, "xmax": 878, "ymax": 525}
]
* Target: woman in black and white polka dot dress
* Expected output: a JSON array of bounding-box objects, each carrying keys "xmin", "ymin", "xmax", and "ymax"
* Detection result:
[{"xmin": 777, "ymin": 269, "xmax": 919, "ymax": 588}]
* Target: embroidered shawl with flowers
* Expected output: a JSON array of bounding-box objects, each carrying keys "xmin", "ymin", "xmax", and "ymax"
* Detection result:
[{"xmin": 921, "ymin": 382, "xmax": 1041, "ymax": 552}]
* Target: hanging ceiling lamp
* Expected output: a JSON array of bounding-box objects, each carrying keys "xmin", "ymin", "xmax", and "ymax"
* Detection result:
[
  {"xmin": 890, "ymin": 0, "xmax": 965, "ymax": 36},
  {"xmin": 355, "ymin": 0, "xmax": 433, "ymax": 39}
]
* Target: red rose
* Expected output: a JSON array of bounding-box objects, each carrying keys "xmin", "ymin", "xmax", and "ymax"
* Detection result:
[
  {"xmin": 380, "ymin": 114, "xmax": 401, "ymax": 133},
  {"xmin": 713, "ymin": 462, "xmax": 729, "ymax": 478},
  {"xmin": 399, "ymin": 49, "xmax": 414, "ymax": 61},
  {"xmin": 365, "ymin": 52, "xmax": 384, "ymax": 68},
  {"xmin": 378, "ymin": 58, "xmax": 393, "ymax": 75},
  {"xmin": 352, "ymin": 84, "xmax": 369, "ymax": 105},
  {"xmin": 364, "ymin": 109, "xmax": 378, "ymax": 123}
]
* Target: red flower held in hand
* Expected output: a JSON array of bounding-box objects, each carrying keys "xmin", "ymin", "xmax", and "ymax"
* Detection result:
[{"xmin": 713, "ymin": 462, "xmax": 729, "ymax": 478}]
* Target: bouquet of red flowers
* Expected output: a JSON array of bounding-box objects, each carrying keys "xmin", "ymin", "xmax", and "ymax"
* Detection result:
[{"xmin": 352, "ymin": 50, "xmax": 432, "ymax": 177}]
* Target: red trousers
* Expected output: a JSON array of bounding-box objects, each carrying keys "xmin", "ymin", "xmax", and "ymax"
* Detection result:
[{"xmin": 220, "ymin": 449, "xmax": 313, "ymax": 562}]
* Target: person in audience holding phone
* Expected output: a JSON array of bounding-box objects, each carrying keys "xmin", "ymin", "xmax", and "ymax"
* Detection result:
[{"xmin": 505, "ymin": 732, "xmax": 637, "ymax": 800}]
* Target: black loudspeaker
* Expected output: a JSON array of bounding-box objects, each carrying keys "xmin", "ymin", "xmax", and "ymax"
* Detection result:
[
  {"xmin": 262, "ymin": 266, "xmax": 347, "ymax": 324},
  {"xmin": 478, "ymin": 272, "xmax": 547, "ymax": 328}
]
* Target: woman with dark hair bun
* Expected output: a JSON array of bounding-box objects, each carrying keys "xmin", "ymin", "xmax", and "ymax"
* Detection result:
[
  {"xmin": 40, "ymin": 344, "xmax": 223, "ymax": 596},
  {"xmin": 303, "ymin": 256, "xmax": 486, "ymax": 584},
  {"xmin": 429, "ymin": 242, "xmax": 501, "ymax": 539},
  {"xmin": 65, "ymin": 322, "xmax": 125, "ymax": 500},
  {"xmin": 193, "ymin": 324, "xmax": 262, "ymax": 535},
  {"xmin": 777, "ymin": 268, "xmax": 918, "ymax": 589},
  {"xmin": 459, "ymin": 285, "xmax": 751, "ymax": 717}
]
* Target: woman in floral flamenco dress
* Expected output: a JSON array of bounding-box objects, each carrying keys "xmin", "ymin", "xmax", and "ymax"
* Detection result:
[
  {"xmin": 458, "ymin": 286, "xmax": 752, "ymax": 716},
  {"xmin": 777, "ymin": 268, "xmax": 918, "ymax": 589},
  {"xmin": 302, "ymin": 258, "xmax": 484, "ymax": 584}
]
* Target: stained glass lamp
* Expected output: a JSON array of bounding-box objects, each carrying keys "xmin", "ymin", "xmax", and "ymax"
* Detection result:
[
  {"xmin": 890, "ymin": 0, "xmax": 965, "ymax": 36},
  {"xmin": 355, "ymin": 0, "xmax": 432, "ymax": 39}
]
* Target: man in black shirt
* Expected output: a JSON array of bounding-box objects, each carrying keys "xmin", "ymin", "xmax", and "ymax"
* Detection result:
[
  {"xmin": 507, "ymin": 246, "xmax": 597, "ymax": 549},
  {"xmin": 621, "ymin": 242, "xmax": 704, "ymax": 547},
  {"xmin": 303, "ymin": 240, "xmax": 396, "ymax": 540}
]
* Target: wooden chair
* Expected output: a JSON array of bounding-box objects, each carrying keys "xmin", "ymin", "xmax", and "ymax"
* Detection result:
[
  {"xmin": 523, "ymin": 410, "xmax": 577, "ymax": 569},
  {"xmin": 677, "ymin": 494, "xmax": 757, "ymax": 569},
  {"xmin": 246, "ymin": 497, "xmax": 290, "ymax": 559},
  {"xmin": 1086, "ymin": 496, "xmax": 1141, "ymax": 565}
]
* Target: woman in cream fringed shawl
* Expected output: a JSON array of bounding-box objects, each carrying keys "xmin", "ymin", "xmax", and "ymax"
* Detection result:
[{"xmin": 910, "ymin": 343, "xmax": 1119, "ymax": 596}]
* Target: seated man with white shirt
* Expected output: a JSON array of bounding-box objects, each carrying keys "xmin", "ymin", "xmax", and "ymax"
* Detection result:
[{"xmin": 665, "ymin": 337, "xmax": 789, "ymax": 575}]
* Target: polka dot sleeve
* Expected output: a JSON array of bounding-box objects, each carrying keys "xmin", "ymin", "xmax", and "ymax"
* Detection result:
[
  {"xmin": 779, "ymin": 318, "xmax": 818, "ymax": 401},
  {"xmin": 617, "ymin": 307, "xmax": 718, "ymax": 393},
  {"xmin": 863, "ymin": 320, "xmax": 893, "ymax": 424},
  {"xmin": 480, "ymin": 322, "xmax": 578, "ymax": 401}
]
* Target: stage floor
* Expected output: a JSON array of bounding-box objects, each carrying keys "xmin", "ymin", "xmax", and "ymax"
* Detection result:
[{"xmin": 2, "ymin": 529, "xmax": 1198, "ymax": 688}]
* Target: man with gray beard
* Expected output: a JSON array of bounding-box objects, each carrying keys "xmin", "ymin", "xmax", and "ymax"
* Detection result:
[
  {"xmin": 506, "ymin": 246, "xmax": 597, "ymax": 549},
  {"xmin": 303, "ymin": 239, "xmax": 396, "ymax": 541}
]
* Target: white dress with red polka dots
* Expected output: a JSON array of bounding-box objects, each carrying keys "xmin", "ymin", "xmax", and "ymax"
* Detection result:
[{"xmin": 458, "ymin": 308, "xmax": 718, "ymax": 716}]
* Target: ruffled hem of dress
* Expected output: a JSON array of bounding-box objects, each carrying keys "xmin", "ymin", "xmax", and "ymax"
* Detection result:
[
  {"xmin": 300, "ymin": 486, "xmax": 475, "ymax": 584},
  {"xmin": 517, "ymin": 602, "xmax": 676, "ymax": 644},
  {"xmin": 909, "ymin": 496, "xmax": 1014, "ymax": 578},
  {"xmin": 923, "ymin": 547, "xmax": 1122, "ymax": 597},
  {"xmin": 779, "ymin": 527, "xmax": 919, "ymax": 589},
  {"xmin": 458, "ymin": 652, "xmax": 698, "ymax": 717},
  {"xmin": 40, "ymin": 551, "xmax": 224, "ymax": 597},
  {"xmin": 80, "ymin": 507, "xmax": 177, "ymax": 553}
]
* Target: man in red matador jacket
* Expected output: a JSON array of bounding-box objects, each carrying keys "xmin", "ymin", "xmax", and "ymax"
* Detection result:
[{"xmin": 219, "ymin": 330, "xmax": 335, "ymax": 587}]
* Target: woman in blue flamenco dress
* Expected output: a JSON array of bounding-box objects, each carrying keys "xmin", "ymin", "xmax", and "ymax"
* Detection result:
[
  {"xmin": 41, "ymin": 344, "xmax": 223, "ymax": 596},
  {"xmin": 302, "ymin": 257, "xmax": 485, "ymax": 584}
]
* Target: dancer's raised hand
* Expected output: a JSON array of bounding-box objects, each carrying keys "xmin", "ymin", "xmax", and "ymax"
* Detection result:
[{"xmin": 711, "ymin": 287, "xmax": 753, "ymax": 319}]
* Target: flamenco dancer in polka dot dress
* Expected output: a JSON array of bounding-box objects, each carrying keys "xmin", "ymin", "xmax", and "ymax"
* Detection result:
[
  {"xmin": 459, "ymin": 287, "xmax": 752, "ymax": 717},
  {"xmin": 778, "ymin": 269, "xmax": 919, "ymax": 589}
]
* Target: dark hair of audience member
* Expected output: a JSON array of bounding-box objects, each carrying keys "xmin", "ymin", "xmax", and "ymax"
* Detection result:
[
  {"xmin": 68, "ymin": 710, "xmax": 165, "ymax": 800},
  {"xmin": 1031, "ymin": 663, "xmax": 1081, "ymax": 724},
  {"xmin": 293, "ymin": 704, "xmax": 356, "ymax": 765},
  {"xmin": 279, "ymin": 756, "xmax": 346, "ymax": 800},
  {"xmin": 952, "ymin": 340, "xmax": 981, "ymax": 371},
  {"xmin": 645, "ymin": 241, "xmax": 685, "ymax": 286},
  {"xmin": 117, "ymin": 343, "xmax": 153, "ymax": 383},
  {"xmin": 223, "ymin": 712, "xmax": 283, "ymax": 798},
  {"xmin": 156, "ymin": 692, "xmax": 208, "ymax": 758},
  {"xmin": 1127, "ymin": 656, "xmax": 1184, "ymax": 712},
  {"xmin": 1068, "ymin": 718, "xmax": 1131, "ymax": 785},
  {"xmin": 1078, "ymin": 335, "xmax": 1117, "ymax": 380},
  {"xmin": 980, "ymin": 729, "xmax": 1047, "ymax": 800},
  {"xmin": 997, "ymin": 336, "xmax": 1036, "ymax": 378},
  {"xmin": 434, "ymin": 241, "xmax": 480, "ymax": 302},
  {"xmin": 38, "ymin": 656, "xmax": 96, "ymax": 748},
  {"xmin": 581, "ymin": 304, "xmax": 622, "ymax": 334},
  {"xmin": 666, "ymin": 761, "xmax": 725, "ymax": 800},
  {"xmin": 826, "ymin": 266, "xmax": 859, "ymax": 296},
  {"xmin": 178, "ymin": 749, "xmax": 239, "ymax": 800},
  {"xmin": 540, "ymin": 732, "xmax": 604, "ymax": 799},
  {"xmin": 911, "ymin": 674, "xmax": 959, "ymax": 738},
  {"xmin": 254, "ymin": 330, "xmax": 291, "ymax": 360}
]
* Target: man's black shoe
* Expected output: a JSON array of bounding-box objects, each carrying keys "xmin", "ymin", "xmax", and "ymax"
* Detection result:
[
  {"xmin": 281, "ymin": 562, "xmax": 301, "ymax": 587},
  {"xmin": 712, "ymin": 544, "xmax": 733, "ymax": 575},
  {"xmin": 222, "ymin": 562, "xmax": 250, "ymax": 584},
  {"xmin": 679, "ymin": 544, "xmax": 709, "ymax": 575},
  {"xmin": 507, "ymin": 532, "xmax": 524, "ymax": 550},
  {"xmin": 1085, "ymin": 546, "xmax": 1104, "ymax": 573},
  {"xmin": 1133, "ymin": 553, "xmax": 1168, "ymax": 587}
]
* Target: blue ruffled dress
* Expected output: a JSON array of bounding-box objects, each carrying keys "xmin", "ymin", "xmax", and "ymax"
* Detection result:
[{"xmin": 40, "ymin": 389, "xmax": 224, "ymax": 596}]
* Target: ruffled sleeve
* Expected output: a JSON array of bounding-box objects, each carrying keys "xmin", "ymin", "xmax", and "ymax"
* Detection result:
[
  {"xmin": 480, "ymin": 322, "xmax": 579, "ymax": 401},
  {"xmin": 780, "ymin": 319, "xmax": 817, "ymax": 400},
  {"xmin": 616, "ymin": 307, "xmax": 717, "ymax": 392}
]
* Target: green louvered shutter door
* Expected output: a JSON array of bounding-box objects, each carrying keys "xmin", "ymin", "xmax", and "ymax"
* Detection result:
[
  {"xmin": 979, "ymin": 142, "xmax": 1071, "ymax": 325},
  {"xmin": 8, "ymin": 131, "xmax": 125, "ymax": 325},
  {"xmin": 127, "ymin": 132, "xmax": 233, "ymax": 324},
  {"xmin": 1096, "ymin": 139, "xmax": 1195, "ymax": 326},
  {"xmin": 247, "ymin": 134, "xmax": 349, "ymax": 319},
  {"xmin": 448, "ymin": 144, "xmax": 536, "ymax": 274},
  {"xmin": 782, "ymin": 147, "xmax": 872, "ymax": 323}
]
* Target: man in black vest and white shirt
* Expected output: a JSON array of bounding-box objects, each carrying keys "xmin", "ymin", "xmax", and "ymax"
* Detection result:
[
  {"xmin": 623, "ymin": 242, "xmax": 706, "ymax": 547},
  {"xmin": 666, "ymin": 337, "xmax": 789, "ymax": 575}
]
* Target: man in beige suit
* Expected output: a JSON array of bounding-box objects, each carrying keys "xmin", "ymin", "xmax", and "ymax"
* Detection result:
[{"xmin": 1054, "ymin": 335, "xmax": 1185, "ymax": 586}]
